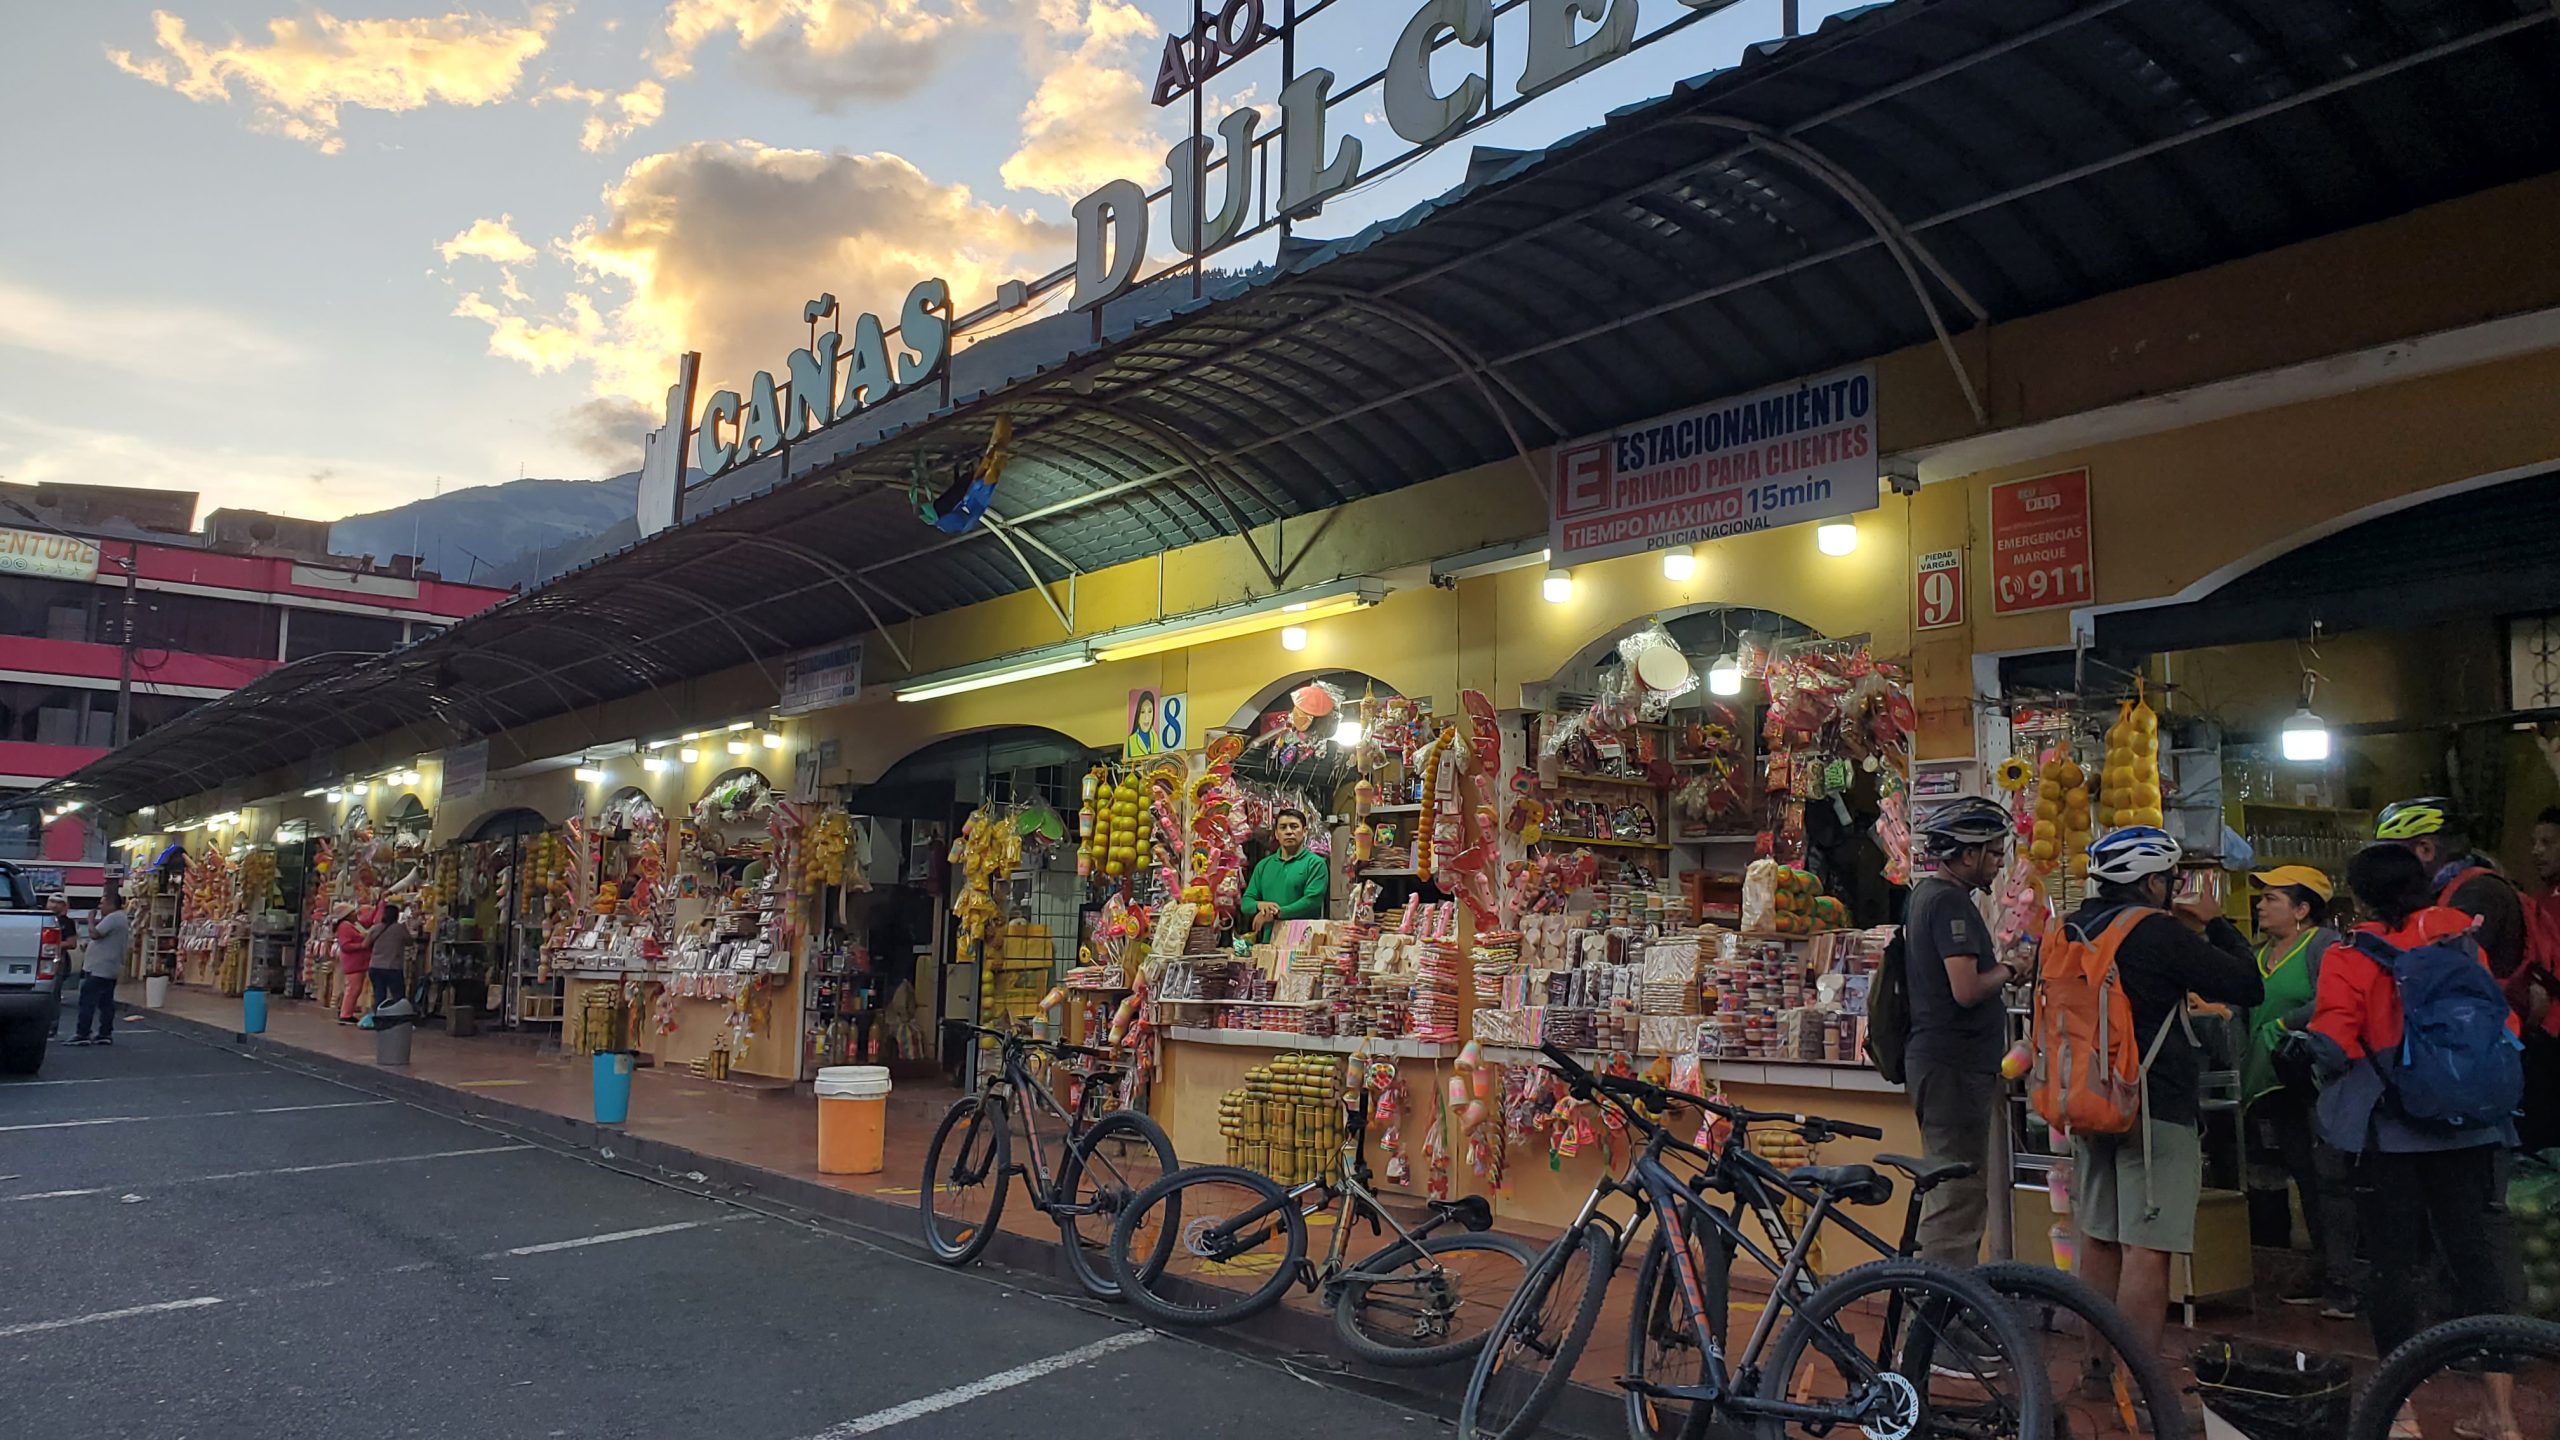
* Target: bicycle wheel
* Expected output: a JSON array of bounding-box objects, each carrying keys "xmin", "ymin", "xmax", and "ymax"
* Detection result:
[
  {"xmin": 1107, "ymin": 1164, "xmax": 1306, "ymax": 1328},
  {"xmin": 1970, "ymin": 1261, "xmax": 2184, "ymax": 1440},
  {"xmin": 2346, "ymin": 1314, "xmax": 2560, "ymax": 1440},
  {"xmin": 1754, "ymin": 1258, "xmax": 2050, "ymax": 1440},
  {"xmin": 1333, "ymin": 1228, "xmax": 1538, "ymax": 1368},
  {"xmin": 1625, "ymin": 1222, "xmax": 1734, "ymax": 1440},
  {"xmin": 1053, "ymin": 1109, "xmax": 1179, "ymax": 1302},
  {"xmin": 1457, "ymin": 1224, "xmax": 1615, "ymax": 1440},
  {"xmin": 919, "ymin": 1095, "xmax": 1009, "ymax": 1265}
]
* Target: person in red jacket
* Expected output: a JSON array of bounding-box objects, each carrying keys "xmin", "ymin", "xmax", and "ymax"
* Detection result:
[{"xmin": 2304, "ymin": 843, "xmax": 2522, "ymax": 1435}]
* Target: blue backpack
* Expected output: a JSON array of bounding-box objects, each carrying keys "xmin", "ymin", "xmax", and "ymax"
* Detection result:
[{"xmin": 2350, "ymin": 929, "xmax": 2524, "ymax": 1129}]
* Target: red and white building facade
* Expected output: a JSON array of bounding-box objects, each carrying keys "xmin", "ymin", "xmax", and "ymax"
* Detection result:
[{"xmin": 2, "ymin": 484, "xmax": 510, "ymax": 899}]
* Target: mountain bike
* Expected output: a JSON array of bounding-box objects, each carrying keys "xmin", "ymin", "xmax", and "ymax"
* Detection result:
[
  {"xmin": 2345, "ymin": 1313, "xmax": 2560, "ymax": 1440},
  {"xmin": 1106, "ymin": 1059, "xmax": 1538, "ymax": 1366},
  {"xmin": 919, "ymin": 1020, "xmax": 1179, "ymax": 1301},
  {"xmin": 1459, "ymin": 1044, "xmax": 2050, "ymax": 1440},
  {"xmin": 1625, "ymin": 1094, "xmax": 2181, "ymax": 1440}
]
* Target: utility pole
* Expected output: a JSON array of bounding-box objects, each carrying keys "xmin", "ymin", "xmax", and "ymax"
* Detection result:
[{"xmin": 113, "ymin": 552, "xmax": 138, "ymax": 747}]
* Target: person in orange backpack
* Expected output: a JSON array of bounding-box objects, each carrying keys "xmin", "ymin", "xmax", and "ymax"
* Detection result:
[{"xmin": 2054, "ymin": 827, "xmax": 2259, "ymax": 1368}]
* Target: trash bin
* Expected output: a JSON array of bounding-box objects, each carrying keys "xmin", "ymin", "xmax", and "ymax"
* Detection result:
[
  {"xmin": 242, "ymin": 988, "xmax": 267, "ymax": 1034},
  {"xmin": 815, "ymin": 1065, "xmax": 893, "ymax": 1174},
  {"xmin": 2191, "ymin": 1338, "xmax": 2352, "ymax": 1440},
  {"xmin": 448, "ymin": 996, "xmax": 479, "ymax": 1037},
  {"xmin": 593, "ymin": 1051, "xmax": 637, "ymax": 1125},
  {"xmin": 372, "ymin": 998, "xmax": 416, "ymax": 1066},
  {"xmin": 144, "ymin": 975, "xmax": 170, "ymax": 1009}
]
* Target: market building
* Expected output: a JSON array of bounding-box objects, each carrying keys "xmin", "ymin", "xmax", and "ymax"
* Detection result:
[
  {"xmin": 32, "ymin": 0, "xmax": 2560, "ymax": 1317},
  {"xmin": 0, "ymin": 481, "xmax": 508, "ymax": 902}
]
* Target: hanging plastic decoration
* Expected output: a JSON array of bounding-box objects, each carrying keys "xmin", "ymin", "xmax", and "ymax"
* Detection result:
[
  {"xmin": 1242, "ymin": 682, "xmax": 1342, "ymax": 764},
  {"xmin": 911, "ymin": 415, "xmax": 1014, "ymax": 535},
  {"xmin": 1542, "ymin": 625, "xmax": 1699, "ymax": 757}
]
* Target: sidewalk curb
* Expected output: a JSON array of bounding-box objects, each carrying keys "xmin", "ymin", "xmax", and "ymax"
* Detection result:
[{"xmin": 142, "ymin": 1006, "xmax": 1618, "ymax": 1437}]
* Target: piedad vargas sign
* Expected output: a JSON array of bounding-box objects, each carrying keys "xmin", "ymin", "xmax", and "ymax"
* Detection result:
[{"xmin": 1549, "ymin": 366, "xmax": 1878, "ymax": 566}]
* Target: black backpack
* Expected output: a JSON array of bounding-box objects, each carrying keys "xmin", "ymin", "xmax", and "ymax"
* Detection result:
[{"xmin": 1866, "ymin": 928, "xmax": 1912, "ymax": 1085}]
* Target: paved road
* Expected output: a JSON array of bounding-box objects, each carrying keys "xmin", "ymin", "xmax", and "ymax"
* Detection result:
[{"xmin": 0, "ymin": 1008, "xmax": 1452, "ymax": 1439}]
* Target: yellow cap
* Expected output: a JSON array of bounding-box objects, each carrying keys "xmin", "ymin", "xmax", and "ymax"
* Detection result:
[{"xmin": 2251, "ymin": 865, "xmax": 2335, "ymax": 902}]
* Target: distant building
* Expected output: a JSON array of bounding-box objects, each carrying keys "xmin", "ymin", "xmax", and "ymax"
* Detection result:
[{"xmin": 0, "ymin": 482, "xmax": 509, "ymax": 899}]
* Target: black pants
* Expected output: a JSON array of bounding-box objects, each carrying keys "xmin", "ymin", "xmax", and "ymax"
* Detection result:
[
  {"xmin": 2355, "ymin": 1145, "xmax": 2521, "ymax": 1358},
  {"xmin": 2518, "ymin": 1034, "xmax": 2560, "ymax": 1154},
  {"xmin": 74, "ymin": 975, "xmax": 117, "ymax": 1040},
  {"xmin": 369, "ymin": 967, "xmax": 408, "ymax": 1012},
  {"xmin": 2253, "ymin": 1088, "xmax": 2362, "ymax": 1294}
]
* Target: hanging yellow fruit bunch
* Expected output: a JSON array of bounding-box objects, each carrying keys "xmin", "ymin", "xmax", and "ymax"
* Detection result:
[
  {"xmin": 2099, "ymin": 683, "xmax": 2166, "ymax": 831},
  {"xmin": 2028, "ymin": 751, "xmax": 2088, "ymax": 871}
]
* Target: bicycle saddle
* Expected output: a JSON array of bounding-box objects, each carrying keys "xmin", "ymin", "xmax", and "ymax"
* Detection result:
[
  {"xmin": 1788, "ymin": 1163, "xmax": 1896, "ymax": 1206},
  {"xmin": 1427, "ymin": 1195, "xmax": 1496, "ymax": 1232},
  {"xmin": 1873, "ymin": 1152, "xmax": 1976, "ymax": 1195}
]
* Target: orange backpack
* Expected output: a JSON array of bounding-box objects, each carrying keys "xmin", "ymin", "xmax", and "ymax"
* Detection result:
[{"xmin": 2028, "ymin": 907, "xmax": 2182, "ymax": 1138}]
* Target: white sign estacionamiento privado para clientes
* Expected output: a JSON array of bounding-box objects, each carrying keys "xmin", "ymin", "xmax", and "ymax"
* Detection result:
[
  {"xmin": 778, "ymin": 640, "xmax": 864, "ymax": 716},
  {"xmin": 0, "ymin": 525, "xmax": 102, "ymax": 583},
  {"xmin": 1547, "ymin": 365, "xmax": 1878, "ymax": 567}
]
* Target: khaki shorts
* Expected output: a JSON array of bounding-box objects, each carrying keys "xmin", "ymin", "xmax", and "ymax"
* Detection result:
[{"xmin": 2071, "ymin": 1119, "xmax": 2203, "ymax": 1254}]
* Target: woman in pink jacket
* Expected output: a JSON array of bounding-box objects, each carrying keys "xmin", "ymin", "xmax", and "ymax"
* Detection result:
[{"xmin": 334, "ymin": 902, "xmax": 375, "ymax": 1021}]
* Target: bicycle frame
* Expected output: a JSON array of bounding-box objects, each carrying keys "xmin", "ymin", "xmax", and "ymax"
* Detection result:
[
  {"xmin": 960, "ymin": 1024, "xmax": 1122, "ymax": 1217},
  {"xmin": 1565, "ymin": 1101, "xmax": 1915, "ymax": 1425}
]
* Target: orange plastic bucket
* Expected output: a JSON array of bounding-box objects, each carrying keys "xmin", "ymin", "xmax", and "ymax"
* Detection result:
[{"xmin": 815, "ymin": 1066, "xmax": 891, "ymax": 1175}]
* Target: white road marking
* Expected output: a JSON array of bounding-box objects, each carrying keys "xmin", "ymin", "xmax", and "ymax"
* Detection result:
[
  {"xmin": 0, "ymin": 1100, "xmax": 391, "ymax": 1133},
  {"xmin": 0, "ymin": 1222, "xmax": 728, "ymax": 1339},
  {"xmin": 2, "ymin": 1144, "xmax": 532, "ymax": 1201},
  {"xmin": 11, "ymin": 1071, "xmax": 247, "ymax": 1086},
  {"xmin": 0, "ymin": 1296, "xmax": 224, "ymax": 1338},
  {"xmin": 800, "ymin": 1331, "xmax": 1157, "ymax": 1437},
  {"xmin": 489, "ymin": 1220, "xmax": 716, "ymax": 1256}
]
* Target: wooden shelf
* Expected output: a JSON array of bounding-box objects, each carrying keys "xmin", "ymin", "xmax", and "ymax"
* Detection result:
[
  {"xmin": 1674, "ymin": 833, "xmax": 1759, "ymax": 846},
  {"xmin": 1361, "ymin": 803, "xmax": 1423, "ymax": 816},
  {"xmin": 1535, "ymin": 835, "xmax": 1671, "ymax": 851},
  {"xmin": 1556, "ymin": 770, "xmax": 1658, "ymax": 790},
  {"xmin": 1166, "ymin": 1026, "xmax": 1456, "ymax": 1057}
]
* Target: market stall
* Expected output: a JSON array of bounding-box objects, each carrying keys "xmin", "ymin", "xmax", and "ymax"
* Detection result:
[
  {"xmin": 545, "ymin": 788, "xmax": 674, "ymax": 1059},
  {"xmin": 646, "ymin": 769, "xmax": 801, "ymax": 1082},
  {"xmin": 1099, "ymin": 623, "xmax": 1926, "ymax": 1229}
]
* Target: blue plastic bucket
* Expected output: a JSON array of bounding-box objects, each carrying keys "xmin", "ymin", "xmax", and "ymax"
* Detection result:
[
  {"xmin": 242, "ymin": 988, "xmax": 268, "ymax": 1034},
  {"xmin": 593, "ymin": 1051, "xmax": 636, "ymax": 1125}
]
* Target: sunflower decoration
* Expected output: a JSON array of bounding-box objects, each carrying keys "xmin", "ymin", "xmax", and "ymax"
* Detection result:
[{"xmin": 1994, "ymin": 756, "xmax": 2035, "ymax": 792}]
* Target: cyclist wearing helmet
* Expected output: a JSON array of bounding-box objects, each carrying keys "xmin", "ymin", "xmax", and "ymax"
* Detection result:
[
  {"xmin": 2374, "ymin": 797, "xmax": 2525, "ymax": 981},
  {"xmin": 2065, "ymin": 827, "xmax": 2260, "ymax": 1368},
  {"xmin": 1901, "ymin": 794, "xmax": 2020, "ymax": 1271}
]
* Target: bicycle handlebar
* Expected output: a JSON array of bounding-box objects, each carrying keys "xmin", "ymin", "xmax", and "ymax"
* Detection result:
[
  {"xmin": 941, "ymin": 1018, "xmax": 1116, "ymax": 1063},
  {"xmin": 1536, "ymin": 1042, "xmax": 1884, "ymax": 1142}
]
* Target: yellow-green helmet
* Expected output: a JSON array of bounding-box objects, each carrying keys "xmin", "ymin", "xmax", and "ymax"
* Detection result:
[{"xmin": 2375, "ymin": 797, "xmax": 2452, "ymax": 841}]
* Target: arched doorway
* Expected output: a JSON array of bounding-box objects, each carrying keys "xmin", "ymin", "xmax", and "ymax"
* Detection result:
[
  {"xmin": 851, "ymin": 726, "xmax": 1102, "ymax": 1075},
  {"xmin": 453, "ymin": 806, "xmax": 558, "ymax": 1029},
  {"xmin": 2025, "ymin": 468, "xmax": 2560, "ymax": 878}
]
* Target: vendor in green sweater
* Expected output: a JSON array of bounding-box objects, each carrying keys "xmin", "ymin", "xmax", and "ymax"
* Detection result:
[
  {"xmin": 1240, "ymin": 808, "xmax": 1330, "ymax": 943},
  {"xmin": 2243, "ymin": 864, "xmax": 2354, "ymax": 1316}
]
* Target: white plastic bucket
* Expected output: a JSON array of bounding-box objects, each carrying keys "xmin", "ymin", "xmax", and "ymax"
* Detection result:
[
  {"xmin": 145, "ymin": 975, "xmax": 170, "ymax": 1008},
  {"xmin": 814, "ymin": 1064, "xmax": 892, "ymax": 1099}
]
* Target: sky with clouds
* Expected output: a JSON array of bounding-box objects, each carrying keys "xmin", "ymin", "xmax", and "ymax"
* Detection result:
[{"xmin": 0, "ymin": 0, "xmax": 1861, "ymax": 521}]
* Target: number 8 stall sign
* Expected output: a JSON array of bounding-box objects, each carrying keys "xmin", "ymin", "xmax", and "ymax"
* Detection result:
[{"xmin": 1988, "ymin": 468, "xmax": 2095, "ymax": 616}]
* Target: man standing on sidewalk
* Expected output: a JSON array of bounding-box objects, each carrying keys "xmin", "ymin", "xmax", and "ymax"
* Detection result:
[
  {"xmin": 69, "ymin": 889, "xmax": 130, "ymax": 1047},
  {"xmin": 367, "ymin": 901, "xmax": 412, "ymax": 1015},
  {"xmin": 1901, "ymin": 796, "xmax": 2024, "ymax": 1270}
]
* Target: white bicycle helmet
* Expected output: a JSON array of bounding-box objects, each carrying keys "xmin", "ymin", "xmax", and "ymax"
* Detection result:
[{"xmin": 2085, "ymin": 826, "xmax": 2181, "ymax": 884}]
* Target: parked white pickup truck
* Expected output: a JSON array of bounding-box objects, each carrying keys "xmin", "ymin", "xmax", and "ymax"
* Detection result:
[{"xmin": 0, "ymin": 860, "xmax": 65, "ymax": 1074}]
